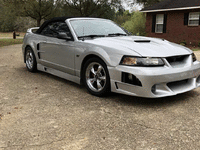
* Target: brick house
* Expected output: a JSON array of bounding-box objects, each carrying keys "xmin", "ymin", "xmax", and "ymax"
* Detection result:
[{"xmin": 141, "ymin": 0, "xmax": 200, "ymax": 46}]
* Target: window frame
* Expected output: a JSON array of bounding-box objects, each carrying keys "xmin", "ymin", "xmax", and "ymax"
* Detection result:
[
  {"xmin": 40, "ymin": 21, "xmax": 74, "ymax": 40},
  {"xmin": 188, "ymin": 12, "xmax": 200, "ymax": 26},
  {"xmin": 155, "ymin": 14, "xmax": 164, "ymax": 33}
]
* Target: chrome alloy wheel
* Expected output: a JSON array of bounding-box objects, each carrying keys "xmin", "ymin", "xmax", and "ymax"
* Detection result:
[
  {"xmin": 85, "ymin": 62, "xmax": 107, "ymax": 92},
  {"xmin": 26, "ymin": 50, "xmax": 34, "ymax": 70}
]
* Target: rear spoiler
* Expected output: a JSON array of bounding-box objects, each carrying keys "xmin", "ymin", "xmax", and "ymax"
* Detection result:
[{"xmin": 27, "ymin": 27, "xmax": 39, "ymax": 33}]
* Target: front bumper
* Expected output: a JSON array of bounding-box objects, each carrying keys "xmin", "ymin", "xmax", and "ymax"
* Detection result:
[{"xmin": 108, "ymin": 61, "xmax": 200, "ymax": 98}]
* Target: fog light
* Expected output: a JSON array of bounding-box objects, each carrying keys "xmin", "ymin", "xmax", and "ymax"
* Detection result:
[
  {"xmin": 122, "ymin": 72, "xmax": 142, "ymax": 87},
  {"xmin": 128, "ymin": 73, "xmax": 133, "ymax": 80}
]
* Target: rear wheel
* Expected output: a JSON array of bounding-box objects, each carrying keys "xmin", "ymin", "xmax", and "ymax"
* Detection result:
[
  {"xmin": 25, "ymin": 47, "xmax": 37, "ymax": 72},
  {"xmin": 83, "ymin": 58, "xmax": 110, "ymax": 96}
]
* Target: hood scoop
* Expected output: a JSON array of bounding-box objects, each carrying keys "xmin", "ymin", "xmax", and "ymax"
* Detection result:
[{"xmin": 134, "ymin": 40, "xmax": 151, "ymax": 43}]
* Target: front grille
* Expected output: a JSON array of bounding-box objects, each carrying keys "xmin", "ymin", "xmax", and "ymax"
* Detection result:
[
  {"xmin": 167, "ymin": 79, "xmax": 188, "ymax": 88},
  {"xmin": 167, "ymin": 79, "xmax": 193, "ymax": 92},
  {"xmin": 166, "ymin": 55, "xmax": 189, "ymax": 67}
]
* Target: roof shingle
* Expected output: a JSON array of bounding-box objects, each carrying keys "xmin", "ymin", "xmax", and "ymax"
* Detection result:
[{"xmin": 141, "ymin": 0, "xmax": 200, "ymax": 12}]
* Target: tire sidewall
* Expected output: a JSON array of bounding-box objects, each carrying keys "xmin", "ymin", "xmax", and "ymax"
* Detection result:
[
  {"xmin": 25, "ymin": 47, "xmax": 37, "ymax": 72},
  {"xmin": 83, "ymin": 58, "xmax": 110, "ymax": 97}
]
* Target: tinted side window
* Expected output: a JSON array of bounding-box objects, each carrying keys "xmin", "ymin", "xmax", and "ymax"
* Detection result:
[
  {"xmin": 40, "ymin": 23, "xmax": 56, "ymax": 37},
  {"xmin": 56, "ymin": 22, "xmax": 70, "ymax": 33},
  {"xmin": 40, "ymin": 22, "xmax": 72, "ymax": 38}
]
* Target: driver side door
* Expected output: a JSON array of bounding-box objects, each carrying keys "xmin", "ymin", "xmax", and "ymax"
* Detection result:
[{"xmin": 38, "ymin": 21, "xmax": 75, "ymax": 75}]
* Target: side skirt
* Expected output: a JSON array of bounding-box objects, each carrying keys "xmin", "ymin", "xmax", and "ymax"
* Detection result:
[{"xmin": 37, "ymin": 64, "xmax": 81, "ymax": 85}]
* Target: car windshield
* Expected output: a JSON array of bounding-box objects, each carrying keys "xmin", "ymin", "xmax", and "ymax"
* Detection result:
[{"xmin": 70, "ymin": 19, "xmax": 128, "ymax": 38}]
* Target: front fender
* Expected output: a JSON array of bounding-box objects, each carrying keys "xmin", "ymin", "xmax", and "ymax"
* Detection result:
[{"xmin": 75, "ymin": 46, "xmax": 123, "ymax": 77}]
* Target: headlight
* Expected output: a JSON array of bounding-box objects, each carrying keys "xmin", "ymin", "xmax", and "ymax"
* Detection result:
[
  {"xmin": 120, "ymin": 56, "xmax": 165, "ymax": 66},
  {"xmin": 192, "ymin": 53, "xmax": 197, "ymax": 62}
]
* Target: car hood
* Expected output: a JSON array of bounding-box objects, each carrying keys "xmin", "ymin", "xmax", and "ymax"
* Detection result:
[{"xmin": 83, "ymin": 36, "xmax": 192, "ymax": 57}]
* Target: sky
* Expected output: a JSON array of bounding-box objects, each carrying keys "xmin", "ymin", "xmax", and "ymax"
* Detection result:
[{"xmin": 122, "ymin": 0, "xmax": 143, "ymax": 12}]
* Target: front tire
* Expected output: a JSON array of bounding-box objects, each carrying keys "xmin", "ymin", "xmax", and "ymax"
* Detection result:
[
  {"xmin": 83, "ymin": 58, "xmax": 110, "ymax": 97},
  {"xmin": 25, "ymin": 47, "xmax": 37, "ymax": 72}
]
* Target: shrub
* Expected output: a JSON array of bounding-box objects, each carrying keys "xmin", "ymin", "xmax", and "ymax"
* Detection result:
[{"xmin": 180, "ymin": 40, "xmax": 187, "ymax": 46}]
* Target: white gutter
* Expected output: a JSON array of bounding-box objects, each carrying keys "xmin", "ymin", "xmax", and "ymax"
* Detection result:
[{"xmin": 141, "ymin": 6, "xmax": 200, "ymax": 12}]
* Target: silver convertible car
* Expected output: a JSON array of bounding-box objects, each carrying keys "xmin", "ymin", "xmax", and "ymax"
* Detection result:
[{"xmin": 22, "ymin": 17, "xmax": 200, "ymax": 98}]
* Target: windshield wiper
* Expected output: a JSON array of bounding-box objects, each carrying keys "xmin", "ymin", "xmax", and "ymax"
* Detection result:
[
  {"xmin": 78, "ymin": 35, "xmax": 105, "ymax": 39},
  {"xmin": 108, "ymin": 33, "xmax": 127, "ymax": 37}
]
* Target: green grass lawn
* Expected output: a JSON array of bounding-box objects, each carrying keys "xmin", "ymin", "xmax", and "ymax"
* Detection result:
[
  {"xmin": 0, "ymin": 32, "xmax": 24, "ymax": 47},
  {"xmin": 0, "ymin": 39, "xmax": 23, "ymax": 47},
  {"xmin": 192, "ymin": 48, "xmax": 200, "ymax": 51},
  {"xmin": 0, "ymin": 32, "xmax": 25, "ymax": 38}
]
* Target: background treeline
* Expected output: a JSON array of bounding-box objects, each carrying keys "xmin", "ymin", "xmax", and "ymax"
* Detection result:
[{"xmin": 0, "ymin": 0, "xmax": 163, "ymax": 35}]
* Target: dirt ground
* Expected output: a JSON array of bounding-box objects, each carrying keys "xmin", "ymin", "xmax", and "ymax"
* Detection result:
[{"xmin": 1, "ymin": 44, "xmax": 200, "ymax": 150}]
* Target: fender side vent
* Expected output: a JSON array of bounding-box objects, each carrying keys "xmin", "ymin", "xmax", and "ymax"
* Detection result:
[
  {"xmin": 37, "ymin": 52, "xmax": 40, "ymax": 59},
  {"xmin": 134, "ymin": 40, "xmax": 150, "ymax": 43},
  {"xmin": 37, "ymin": 43, "xmax": 40, "ymax": 50},
  {"xmin": 122, "ymin": 72, "xmax": 142, "ymax": 87}
]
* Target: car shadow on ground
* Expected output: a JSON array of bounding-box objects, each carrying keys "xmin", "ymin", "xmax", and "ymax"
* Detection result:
[
  {"xmin": 20, "ymin": 67, "xmax": 199, "ymax": 107},
  {"xmin": 106, "ymin": 90, "xmax": 198, "ymax": 107}
]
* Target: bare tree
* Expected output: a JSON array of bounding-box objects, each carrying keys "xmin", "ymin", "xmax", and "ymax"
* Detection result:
[
  {"xmin": 62, "ymin": 0, "xmax": 122, "ymax": 19},
  {"xmin": 126, "ymin": 0, "xmax": 163, "ymax": 8},
  {"xmin": 3, "ymin": 0, "xmax": 63, "ymax": 26}
]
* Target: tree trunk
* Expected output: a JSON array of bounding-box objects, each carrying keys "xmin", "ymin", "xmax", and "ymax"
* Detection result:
[{"xmin": 37, "ymin": 19, "xmax": 41, "ymax": 27}]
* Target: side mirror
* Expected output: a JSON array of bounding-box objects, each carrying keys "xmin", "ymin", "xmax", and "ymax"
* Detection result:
[{"xmin": 57, "ymin": 33, "xmax": 72, "ymax": 40}]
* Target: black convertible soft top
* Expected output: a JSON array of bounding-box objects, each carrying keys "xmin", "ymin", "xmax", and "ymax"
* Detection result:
[{"xmin": 36, "ymin": 17, "xmax": 72, "ymax": 34}]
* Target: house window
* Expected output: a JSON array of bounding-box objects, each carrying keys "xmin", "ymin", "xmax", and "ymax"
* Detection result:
[
  {"xmin": 155, "ymin": 14, "xmax": 164, "ymax": 33},
  {"xmin": 188, "ymin": 12, "xmax": 199, "ymax": 26}
]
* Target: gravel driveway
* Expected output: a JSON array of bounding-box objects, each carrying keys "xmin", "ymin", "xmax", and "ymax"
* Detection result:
[{"xmin": 1, "ymin": 44, "xmax": 200, "ymax": 150}]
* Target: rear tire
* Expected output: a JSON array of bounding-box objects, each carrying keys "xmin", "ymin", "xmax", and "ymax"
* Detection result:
[
  {"xmin": 83, "ymin": 58, "xmax": 110, "ymax": 97},
  {"xmin": 25, "ymin": 47, "xmax": 37, "ymax": 72}
]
